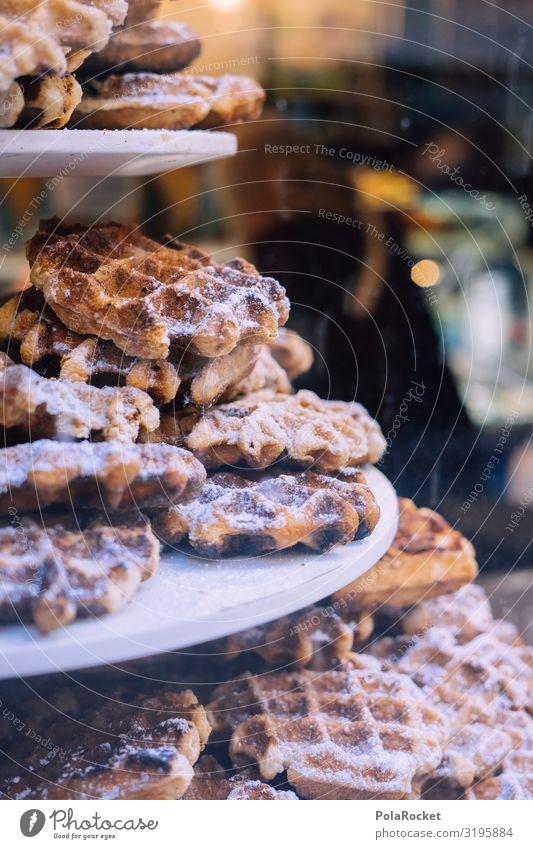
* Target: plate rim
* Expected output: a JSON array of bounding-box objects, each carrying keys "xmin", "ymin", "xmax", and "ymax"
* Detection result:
[
  {"xmin": 0, "ymin": 466, "xmax": 397, "ymax": 679},
  {"xmin": 0, "ymin": 128, "xmax": 238, "ymax": 178}
]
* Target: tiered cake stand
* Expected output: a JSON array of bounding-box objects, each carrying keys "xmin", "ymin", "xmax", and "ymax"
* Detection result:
[{"xmin": 0, "ymin": 129, "xmax": 398, "ymax": 678}]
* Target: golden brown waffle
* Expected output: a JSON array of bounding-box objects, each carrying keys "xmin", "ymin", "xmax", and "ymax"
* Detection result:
[
  {"xmin": 195, "ymin": 74, "xmax": 266, "ymax": 128},
  {"xmin": 174, "ymin": 389, "xmax": 385, "ymax": 471},
  {"xmin": 0, "ymin": 287, "xmax": 83, "ymax": 365},
  {"xmin": 72, "ymin": 72, "xmax": 265, "ymax": 130},
  {"xmin": 333, "ymin": 498, "xmax": 477, "ymax": 611},
  {"xmin": 183, "ymin": 756, "xmax": 299, "ymax": 800},
  {"xmin": 0, "ymin": 514, "xmax": 159, "ymax": 633},
  {"xmin": 367, "ymin": 630, "xmax": 521, "ymax": 795},
  {"xmin": 220, "ymin": 345, "xmax": 292, "ymax": 401},
  {"xmin": 214, "ymin": 606, "xmax": 356, "ymax": 669},
  {"xmin": 66, "ymin": 47, "xmax": 92, "ymax": 73},
  {"xmin": 61, "ymin": 337, "xmax": 181, "ymax": 405},
  {"xmin": 0, "ymin": 0, "xmax": 127, "ymax": 92},
  {"xmin": 469, "ymin": 631, "xmax": 533, "ymax": 714},
  {"xmin": 63, "ymin": 339, "xmax": 261, "ymax": 408},
  {"xmin": 402, "ymin": 584, "xmax": 497, "ymax": 643},
  {"xmin": 206, "ymin": 653, "xmax": 447, "ymax": 798},
  {"xmin": 17, "ymin": 74, "xmax": 82, "ymax": 128},
  {"xmin": 81, "ymin": 0, "xmax": 128, "ymax": 27},
  {"xmin": 0, "ymin": 439, "xmax": 206, "ymax": 513},
  {"xmin": 179, "ymin": 342, "xmax": 261, "ymax": 408},
  {"xmin": 73, "ymin": 71, "xmax": 211, "ymax": 129},
  {"xmin": 394, "ymin": 627, "xmax": 531, "ymax": 789},
  {"xmin": 270, "ymin": 327, "xmax": 314, "ymax": 380},
  {"xmin": 422, "ymin": 708, "xmax": 513, "ymax": 792},
  {"xmin": 0, "ymin": 292, "xmax": 181, "ymax": 405},
  {"xmin": 84, "ymin": 21, "xmax": 201, "ymax": 74},
  {"xmin": 0, "ymin": 288, "xmax": 268, "ymax": 408},
  {"xmin": 467, "ymin": 774, "xmax": 533, "ymax": 800},
  {"xmin": 221, "ymin": 328, "xmax": 314, "ymax": 400},
  {"xmin": 0, "ymin": 357, "xmax": 159, "ymax": 442},
  {"xmin": 28, "ymin": 219, "xmax": 289, "ymax": 360},
  {"xmin": 153, "ymin": 467, "xmax": 380, "ymax": 556},
  {"xmin": 0, "ymin": 688, "xmax": 210, "ymax": 799},
  {"xmin": 0, "ymin": 81, "xmax": 24, "ymax": 128},
  {"xmin": 397, "ymin": 628, "xmax": 529, "ymax": 714},
  {"xmin": 466, "ymin": 710, "xmax": 533, "ymax": 799}
]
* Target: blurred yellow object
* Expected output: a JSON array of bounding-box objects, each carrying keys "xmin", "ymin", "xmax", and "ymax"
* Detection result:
[
  {"xmin": 411, "ymin": 259, "xmax": 441, "ymax": 287},
  {"xmin": 352, "ymin": 167, "xmax": 419, "ymax": 210}
]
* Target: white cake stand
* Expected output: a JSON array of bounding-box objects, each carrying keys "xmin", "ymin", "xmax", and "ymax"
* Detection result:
[
  {"xmin": 0, "ymin": 466, "xmax": 397, "ymax": 680},
  {"xmin": 0, "ymin": 129, "xmax": 237, "ymax": 178}
]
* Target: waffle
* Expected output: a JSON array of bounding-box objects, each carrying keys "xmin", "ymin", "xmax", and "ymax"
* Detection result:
[
  {"xmin": 368, "ymin": 630, "xmax": 518, "ymax": 794},
  {"xmin": 214, "ymin": 605, "xmax": 360, "ymax": 669},
  {"xmin": 84, "ymin": 21, "xmax": 201, "ymax": 74},
  {"xmin": 0, "ymin": 357, "xmax": 158, "ymax": 443},
  {"xmin": 333, "ymin": 498, "xmax": 477, "ymax": 611},
  {"xmin": 220, "ymin": 345, "xmax": 292, "ymax": 401},
  {"xmin": 0, "ymin": 287, "xmax": 84, "ymax": 365},
  {"xmin": 16, "ymin": 74, "xmax": 82, "ymax": 129},
  {"xmin": 270, "ymin": 328, "xmax": 314, "ymax": 381},
  {"xmin": 0, "ymin": 0, "xmax": 127, "ymax": 92},
  {"xmin": 469, "ymin": 631, "xmax": 533, "ymax": 714},
  {"xmin": 28, "ymin": 219, "xmax": 289, "ymax": 360},
  {"xmin": 394, "ymin": 627, "xmax": 531, "ymax": 789},
  {"xmin": 142, "ymin": 412, "xmax": 181, "ymax": 447},
  {"xmin": 0, "ymin": 688, "xmax": 210, "ymax": 799},
  {"xmin": 180, "ymin": 342, "xmax": 261, "ymax": 408},
  {"xmin": 467, "ymin": 774, "xmax": 533, "ymax": 800},
  {"xmin": 80, "ymin": 0, "xmax": 128, "ymax": 27},
  {"xmin": 195, "ymin": 74, "xmax": 266, "ymax": 128},
  {"xmin": 402, "ymin": 584, "xmax": 496, "ymax": 643},
  {"xmin": 397, "ymin": 628, "xmax": 529, "ymax": 714},
  {"xmin": 0, "ymin": 81, "xmax": 24, "ymax": 128},
  {"xmin": 63, "ymin": 340, "xmax": 260, "ymax": 409},
  {"xmin": 0, "ymin": 291, "xmax": 180, "ymax": 405},
  {"xmin": 61, "ymin": 337, "xmax": 181, "ymax": 404},
  {"xmin": 173, "ymin": 389, "xmax": 385, "ymax": 471},
  {"xmin": 153, "ymin": 467, "xmax": 380, "ymax": 556},
  {"xmin": 0, "ymin": 439, "xmax": 206, "ymax": 513},
  {"xmin": 66, "ymin": 47, "xmax": 93, "ymax": 73},
  {"xmin": 466, "ymin": 711, "xmax": 533, "ymax": 800},
  {"xmin": 73, "ymin": 72, "xmax": 264, "ymax": 130},
  {"xmin": 183, "ymin": 756, "xmax": 298, "ymax": 800},
  {"xmin": 0, "ymin": 289, "xmax": 267, "ymax": 408},
  {"xmin": 72, "ymin": 71, "xmax": 208, "ymax": 129},
  {"xmin": 0, "ymin": 514, "xmax": 159, "ymax": 633},
  {"xmin": 221, "ymin": 328, "xmax": 314, "ymax": 400},
  {"xmin": 207, "ymin": 653, "xmax": 447, "ymax": 798}
]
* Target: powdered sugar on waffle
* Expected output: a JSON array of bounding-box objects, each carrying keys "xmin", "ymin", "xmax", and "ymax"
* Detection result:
[
  {"xmin": 152, "ymin": 468, "xmax": 380, "ymax": 556},
  {"xmin": 179, "ymin": 389, "xmax": 386, "ymax": 471},
  {"xmin": 207, "ymin": 655, "xmax": 448, "ymax": 799},
  {"xmin": 28, "ymin": 220, "xmax": 288, "ymax": 360}
]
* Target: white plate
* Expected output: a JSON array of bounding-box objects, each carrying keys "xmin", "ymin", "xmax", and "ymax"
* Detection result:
[
  {"xmin": 0, "ymin": 129, "xmax": 237, "ymax": 177},
  {"xmin": 0, "ymin": 466, "xmax": 397, "ymax": 679}
]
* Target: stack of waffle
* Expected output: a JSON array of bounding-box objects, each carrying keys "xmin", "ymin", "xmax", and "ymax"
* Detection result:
[
  {"xmin": 72, "ymin": 0, "xmax": 265, "ymax": 130},
  {"xmin": 0, "ymin": 0, "xmax": 128, "ymax": 128},
  {"xmin": 0, "ymin": 216, "xmax": 384, "ymax": 633},
  {"xmin": 0, "ymin": 0, "xmax": 265, "ymax": 130},
  {"xmin": 1, "ymin": 499, "xmax": 530, "ymax": 800}
]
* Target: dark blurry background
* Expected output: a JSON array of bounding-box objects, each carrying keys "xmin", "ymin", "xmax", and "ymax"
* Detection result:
[{"xmin": 1, "ymin": 0, "xmax": 532, "ymax": 617}]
